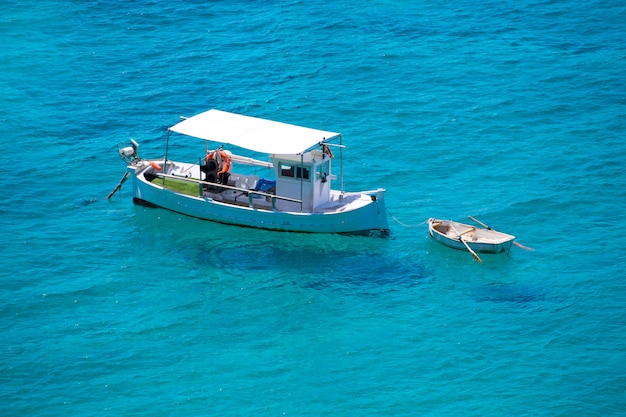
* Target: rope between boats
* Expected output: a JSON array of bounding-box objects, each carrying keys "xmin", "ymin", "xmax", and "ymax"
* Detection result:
[{"xmin": 387, "ymin": 210, "xmax": 426, "ymax": 228}]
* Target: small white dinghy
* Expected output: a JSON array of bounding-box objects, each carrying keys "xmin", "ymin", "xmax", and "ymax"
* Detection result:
[{"xmin": 428, "ymin": 217, "xmax": 517, "ymax": 263}]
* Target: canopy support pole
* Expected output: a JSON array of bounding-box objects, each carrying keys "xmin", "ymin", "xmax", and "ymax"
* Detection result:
[
  {"xmin": 163, "ymin": 129, "xmax": 172, "ymax": 187},
  {"xmin": 300, "ymin": 154, "xmax": 304, "ymax": 212},
  {"xmin": 339, "ymin": 134, "xmax": 344, "ymax": 195}
]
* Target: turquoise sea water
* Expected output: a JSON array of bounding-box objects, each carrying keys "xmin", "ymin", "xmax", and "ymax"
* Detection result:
[{"xmin": 2, "ymin": 1, "xmax": 625, "ymax": 415}]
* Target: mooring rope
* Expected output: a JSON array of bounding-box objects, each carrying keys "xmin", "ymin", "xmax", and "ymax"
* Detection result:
[{"xmin": 387, "ymin": 209, "xmax": 427, "ymax": 228}]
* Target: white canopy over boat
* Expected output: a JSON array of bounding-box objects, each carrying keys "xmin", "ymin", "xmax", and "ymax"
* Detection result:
[{"xmin": 169, "ymin": 109, "xmax": 340, "ymax": 155}]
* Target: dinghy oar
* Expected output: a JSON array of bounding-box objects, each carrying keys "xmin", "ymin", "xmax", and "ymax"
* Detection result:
[
  {"xmin": 450, "ymin": 224, "xmax": 482, "ymax": 264},
  {"xmin": 468, "ymin": 215, "xmax": 491, "ymax": 229},
  {"xmin": 468, "ymin": 216, "xmax": 534, "ymax": 251},
  {"xmin": 107, "ymin": 171, "xmax": 130, "ymax": 199},
  {"xmin": 512, "ymin": 241, "xmax": 534, "ymax": 251}
]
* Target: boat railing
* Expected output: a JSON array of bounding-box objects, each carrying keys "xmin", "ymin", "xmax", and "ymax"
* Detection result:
[{"xmin": 155, "ymin": 173, "xmax": 302, "ymax": 211}]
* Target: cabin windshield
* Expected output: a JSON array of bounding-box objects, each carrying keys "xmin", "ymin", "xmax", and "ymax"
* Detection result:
[{"xmin": 279, "ymin": 163, "xmax": 310, "ymax": 180}]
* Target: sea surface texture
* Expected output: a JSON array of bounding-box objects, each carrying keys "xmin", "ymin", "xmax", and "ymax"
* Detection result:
[{"xmin": 1, "ymin": 1, "xmax": 625, "ymax": 415}]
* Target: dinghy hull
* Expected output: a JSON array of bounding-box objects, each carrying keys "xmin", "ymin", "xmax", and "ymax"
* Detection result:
[{"xmin": 428, "ymin": 218, "xmax": 515, "ymax": 254}]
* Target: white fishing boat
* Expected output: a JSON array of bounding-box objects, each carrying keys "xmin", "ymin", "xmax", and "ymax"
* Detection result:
[
  {"xmin": 111, "ymin": 109, "xmax": 389, "ymax": 235},
  {"xmin": 428, "ymin": 218, "xmax": 515, "ymax": 255}
]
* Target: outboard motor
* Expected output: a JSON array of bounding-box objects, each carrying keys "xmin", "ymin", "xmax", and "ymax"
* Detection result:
[{"xmin": 118, "ymin": 139, "xmax": 140, "ymax": 163}]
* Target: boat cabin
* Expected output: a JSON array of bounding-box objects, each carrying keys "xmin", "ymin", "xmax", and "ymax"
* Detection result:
[{"xmin": 270, "ymin": 150, "xmax": 332, "ymax": 211}]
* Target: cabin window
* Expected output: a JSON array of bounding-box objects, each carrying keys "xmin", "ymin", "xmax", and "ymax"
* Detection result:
[
  {"xmin": 279, "ymin": 163, "xmax": 310, "ymax": 180},
  {"xmin": 296, "ymin": 166, "xmax": 310, "ymax": 180},
  {"xmin": 280, "ymin": 163, "xmax": 294, "ymax": 177},
  {"xmin": 317, "ymin": 160, "xmax": 330, "ymax": 182}
]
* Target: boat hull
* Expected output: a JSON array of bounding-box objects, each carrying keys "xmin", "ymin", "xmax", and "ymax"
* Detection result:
[
  {"xmin": 428, "ymin": 218, "xmax": 514, "ymax": 254},
  {"xmin": 129, "ymin": 165, "xmax": 389, "ymax": 235}
]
